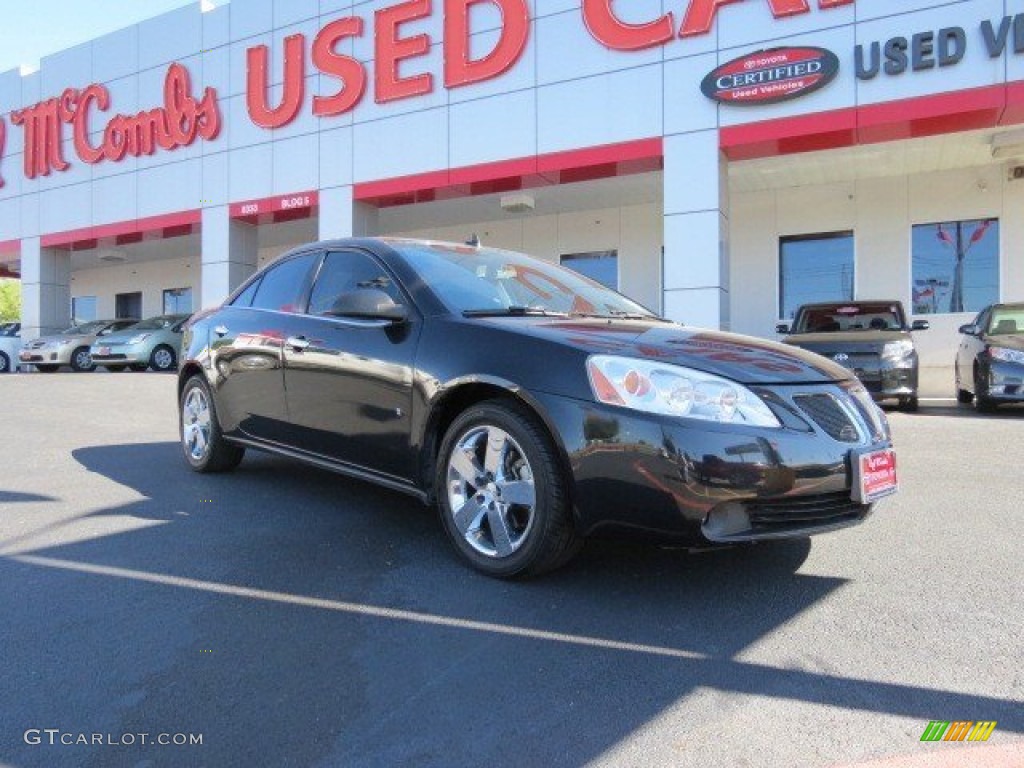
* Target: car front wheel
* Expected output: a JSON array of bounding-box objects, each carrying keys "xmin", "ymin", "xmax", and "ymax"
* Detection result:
[
  {"xmin": 0, "ymin": 352, "xmax": 9, "ymax": 373},
  {"xmin": 151, "ymin": 345, "xmax": 177, "ymax": 372},
  {"xmin": 180, "ymin": 375, "xmax": 245, "ymax": 472},
  {"xmin": 70, "ymin": 347, "xmax": 96, "ymax": 372},
  {"xmin": 974, "ymin": 370, "xmax": 997, "ymax": 413},
  {"xmin": 436, "ymin": 400, "xmax": 578, "ymax": 578}
]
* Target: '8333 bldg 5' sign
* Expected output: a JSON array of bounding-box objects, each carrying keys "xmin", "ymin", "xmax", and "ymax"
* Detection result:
[{"xmin": 701, "ymin": 47, "xmax": 840, "ymax": 105}]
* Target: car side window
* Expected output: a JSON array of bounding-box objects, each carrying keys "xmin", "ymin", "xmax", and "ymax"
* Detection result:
[
  {"xmin": 112, "ymin": 321, "xmax": 137, "ymax": 331},
  {"xmin": 308, "ymin": 251, "xmax": 403, "ymax": 316},
  {"xmin": 231, "ymin": 277, "xmax": 262, "ymax": 308},
  {"xmin": 251, "ymin": 253, "xmax": 319, "ymax": 314}
]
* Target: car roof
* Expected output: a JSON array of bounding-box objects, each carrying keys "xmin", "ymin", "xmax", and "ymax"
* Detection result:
[{"xmin": 795, "ymin": 301, "xmax": 904, "ymax": 310}]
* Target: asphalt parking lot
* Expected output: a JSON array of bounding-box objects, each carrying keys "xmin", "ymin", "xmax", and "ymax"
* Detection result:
[{"xmin": 0, "ymin": 374, "xmax": 1021, "ymax": 768}]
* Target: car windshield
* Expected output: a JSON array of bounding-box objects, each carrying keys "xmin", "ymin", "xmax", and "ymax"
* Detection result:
[
  {"xmin": 988, "ymin": 306, "xmax": 1024, "ymax": 335},
  {"xmin": 62, "ymin": 321, "xmax": 109, "ymax": 335},
  {"xmin": 793, "ymin": 303, "xmax": 905, "ymax": 333},
  {"xmin": 132, "ymin": 315, "xmax": 186, "ymax": 331},
  {"xmin": 391, "ymin": 240, "xmax": 657, "ymax": 319},
  {"xmin": 0, "ymin": 322, "xmax": 18, "ymax": 336}
]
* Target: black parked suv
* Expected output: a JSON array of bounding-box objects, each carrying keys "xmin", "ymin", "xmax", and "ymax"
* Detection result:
[{"xmin": 778, "ymin": 301, "xmax": 929, "ymax": 412}]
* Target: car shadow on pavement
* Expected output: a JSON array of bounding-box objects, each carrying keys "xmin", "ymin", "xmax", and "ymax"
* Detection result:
[
  {"xmin": 0, "ymin": 491, "xmax": 58, "ymax": 504},
  {"xmin": 0, "ymin": 442, "xmax": 1020, "ymax": 768}
]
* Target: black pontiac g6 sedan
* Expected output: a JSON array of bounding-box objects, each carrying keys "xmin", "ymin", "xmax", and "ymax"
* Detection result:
[{"xmin": 178, "ymin": 238, "xmax": 897, "ymax": 577}]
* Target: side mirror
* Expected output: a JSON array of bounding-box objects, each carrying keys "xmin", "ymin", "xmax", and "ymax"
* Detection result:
[
  {"xmin": 958, "ymin": 324, "xmax": 979, "ymax": 336},
  {"xmin": 328, "ymin": 289, "xmax": 408, "ymax": 323},
  {"xmin": 911, "ymin": 320, "xmax": 930, "ymax": 331},
  {"xmin": 776, "ymin": 323, "xmax": 790, "ymax": 334}
]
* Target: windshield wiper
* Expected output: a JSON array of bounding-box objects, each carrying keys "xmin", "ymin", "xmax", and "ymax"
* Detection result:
[
  {"xmin": 570, "ymin": 310, "xmax": 668, "ymax": 322},
  {"xmin": 462, "ymin": 306, "xmax": 569, "ymax": 318}
]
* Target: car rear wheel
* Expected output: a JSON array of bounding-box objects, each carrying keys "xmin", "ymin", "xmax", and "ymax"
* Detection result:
[
  {"xmin": 151, "ymin": 345, "xmax": 177, "ymax": 372},
  {"xmin": 70, "ymin": 347, "xmax": 96, "ymax": 372},
  {"xmin": 436, "ymin": 400, "xmax": 578, "ymax": 578},
  {"xmin": 0, "ymin": 352, "xmax": 9, "ymax": 373},
  {"xmin": 898, "ymin": 396, "xmax": 919, "ymax": 412},
  {"xmin": 180, "ymin": 375, "xmax": 245, "ymax": 473}
]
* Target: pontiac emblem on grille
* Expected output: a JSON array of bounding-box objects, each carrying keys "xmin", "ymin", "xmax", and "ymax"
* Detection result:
[{"xmin": 833, "ymin": 353, "xmax": 850, "ymax": 363}]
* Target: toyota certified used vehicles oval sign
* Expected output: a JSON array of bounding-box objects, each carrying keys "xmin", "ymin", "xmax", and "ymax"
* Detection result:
[{"xmin": 702, "ymin": 47, "xmax": 840, "ymax": 105}]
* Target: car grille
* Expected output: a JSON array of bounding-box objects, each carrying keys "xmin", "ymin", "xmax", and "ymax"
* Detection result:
[
  {"xmin": 792, "ymin": 393, "xmax": 861, "ymax": 443},
  {"xmin": 745, "ymin": 492, "xmax": 868, "ymax": 530}
]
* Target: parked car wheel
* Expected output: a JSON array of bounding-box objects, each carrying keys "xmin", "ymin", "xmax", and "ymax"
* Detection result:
[
  {"xmin": 150, "ymin": 345, "xmax": 177, "ymax": 372},
  {"xmin": 436, "ymin": 400, "xmax": 578, "ymax": 578},
  {"xmin": 35, "ymin": 365, "xmax": 59, "ymax": 373},
  {"xmin": 898, "ymin": 396, "xmax": 919, "ymax": 412},
  {"xmin": 180, "ymin": 375, "xmax": 245, "ymax": 473},
  {"xmin": 70, "ymin": 347, "xmax": 96, "ymax": 372},
  {"xmin": 974, "ymin": 370, "xmax": 997, "ymax": 413},
  {"xmin": 130, "ymin": 363, "xmax": 149, "ymax": 372},
  {"xmin": 957, "ymin": 388, "xmax": 973, "ymax": 404},
  {"xmin": 0, "ymin": 352, "xmax": 10, "ymax": 373}
]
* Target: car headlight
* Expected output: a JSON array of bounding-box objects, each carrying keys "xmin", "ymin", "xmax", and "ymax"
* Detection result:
[
  {"xmin": 881, "ymin": 340, "xmax": 914, "ymax": 361},
  {"xmin": 129, "ymin": 334, "xmax": 152, "ymax": 344},
  {"xmin": 586, "ymin": 355, "xmax": 781, "ymax": 428},
  {"xmin": 989, "ymin": 347, "xmax": 1024, "ymax": 365}
]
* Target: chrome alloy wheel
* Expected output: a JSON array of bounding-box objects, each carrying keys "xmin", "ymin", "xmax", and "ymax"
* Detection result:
[
  {"xmin": 446, "ymin": 426, "xmax": 537, "ymax": 558},
  {"xmin": 73, "ymin": 348, "xmax": 93, "ymax": 369},
  {"xmin": 153, "ymin": 348, "xmax": 174, "ymax": 370},
  {"xmin": 182, "ymin": 387, "xmax": 212, "ymax": 461}
]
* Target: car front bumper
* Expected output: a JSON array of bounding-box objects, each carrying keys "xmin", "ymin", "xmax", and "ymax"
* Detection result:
[
  {"xmin": 984, "ymin": 360, "xmax": 1024, "ymax": 401},
  {"xmin": 90, "ymin": 344, "xmax": 146, "ymax": 364},
  {"xmin": 19, "ymin": 347, "xmax": 74, "ymax": 366},
  {"xmin": 535, "ymin": 383, "xmax": 890, "ymax": 544}
]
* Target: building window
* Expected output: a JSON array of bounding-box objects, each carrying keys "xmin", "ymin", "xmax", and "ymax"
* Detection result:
[
  {"xmin": 71, "ymin": 296, "xmax": 97, "ymax": 324},
  {"xmin": 561, "ymin": 250, "xmax": 618, "ymax": 290},
  {"xmin": 911, "ymin": 219, "xmax": 998, "ymax": 315},
  {"xmin": 779, "ymin": 232, "xmax": 854, "ymax": 320},
  {"xmin": 164, "ymin": 287, "xmax": 194, "ymax": 314}
]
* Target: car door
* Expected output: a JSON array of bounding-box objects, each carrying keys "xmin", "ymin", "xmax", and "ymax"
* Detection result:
[
  {"xmin": 282, "ymin": 248, "xmax": 421, "ymax": 481},
  {"xmin": 209, "ymin": 252, "xmax": 320, "ymax": 443}
]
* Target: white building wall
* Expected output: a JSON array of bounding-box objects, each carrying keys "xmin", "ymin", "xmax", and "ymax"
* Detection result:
[{"xmin": 71, "ymin": 257, "xmax": 201, "ymax": 320}]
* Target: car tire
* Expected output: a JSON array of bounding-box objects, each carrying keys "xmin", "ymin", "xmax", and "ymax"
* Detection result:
[
  {"xmin": 70, "ymin": 346, "xmax": 96, "ymax": 372},
  {"xmin": 35, "ymin": 365, "xmax": 59, "ymax": 373},
  {"xmin": 150, "ymin": 345, "xmax": 177, "ymax": 372},
  {"xmin": 130, "ymin": 363, "xmax": 149, "ymax": 372},
  {"xmin": 180, "ymin": 375, "xmax": 245, "ymax": 473},
  {"xmin": 970, "ymin": 372, "xmax": 995, "ymax": 415},
  {"xmin": 0, "ymin": 351, "xmax": 9, "ymax": 373},
  {"xmin": 956, "ymin": 388, "xmax": 973, "ymax": 404},
  {"xmin": 898, "ymin": 396, "xmax": 919, "ymax": 412},
  {"xmin": 436, "ymin": 399, "xmax": 579, "ymax": 578}
]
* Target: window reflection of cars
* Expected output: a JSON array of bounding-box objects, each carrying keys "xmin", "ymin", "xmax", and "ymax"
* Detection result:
[
  {"xmin": 778, "ymin": 301, "xmax": 928, "ymax": 412},
  {"xmin": 955, "ymin": 302, "xmax": 1024, "ymax": 412},
  {"xmin": 177, "ymin": 238, "xmax": 896, "ymax": 578},
  {"xmin": 0, "ymin": 324, "xmax": 20, "ymax": 373}
]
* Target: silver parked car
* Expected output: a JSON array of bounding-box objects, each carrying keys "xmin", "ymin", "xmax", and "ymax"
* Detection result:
[
  {"xmin": 90, "ymin": 314, "xmax": 191, "ymax": 372},
  {"xmin": 19, "ymin": 319, "xmax": 139, "ymax": 372}
]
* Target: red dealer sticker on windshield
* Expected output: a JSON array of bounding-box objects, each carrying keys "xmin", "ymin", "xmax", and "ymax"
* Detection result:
[
  {"xmin": 701, "ymin": 47, "xmax": 840, "ymax": 106},
  {"xmin": 853, "ymin": 448, "xmax": 898, "ymax": 504}
]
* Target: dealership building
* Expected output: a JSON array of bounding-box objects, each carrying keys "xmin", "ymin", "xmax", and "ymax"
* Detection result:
[{"xmin": 2, "ymin": 0, "xmax": 1023, "ymax": 372}]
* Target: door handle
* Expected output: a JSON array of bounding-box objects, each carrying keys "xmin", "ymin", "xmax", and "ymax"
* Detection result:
[
  {"xmin": 286, "ymin": 336, "xmax": 310, "ymax": 352},
  {"xmin": 214, "ymin": 325, "xmax": 229, "ymax": 337}
]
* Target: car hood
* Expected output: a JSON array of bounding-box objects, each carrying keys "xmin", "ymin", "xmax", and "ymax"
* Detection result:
[
  {"xmin": 476, "ymin": 317, "xmax": 852, "ymax": 385},
  {"xmin": 95, "ymin": 330, "xmax": 147, "ymax": 345},
  {"xmin": 27, "ymin": 333, "xmax": 94, "ymax": 346},
  {"xmin": 783, "ymin": 329, "xmax": 911, "ymax": 351},
  {"xmin": 987, "ymin": 334, "xmax": 1024, "ymax": 351}
]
